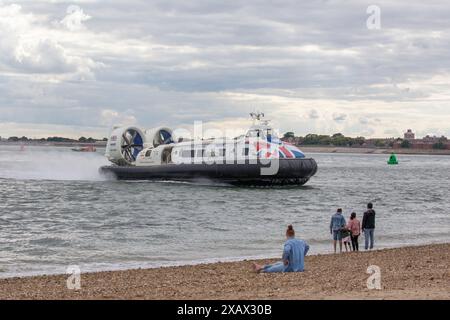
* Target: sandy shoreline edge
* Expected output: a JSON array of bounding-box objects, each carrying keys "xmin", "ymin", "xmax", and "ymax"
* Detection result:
[{"xmin": 0, "ymin": 243, "xmax": 448, "ymax": 300}]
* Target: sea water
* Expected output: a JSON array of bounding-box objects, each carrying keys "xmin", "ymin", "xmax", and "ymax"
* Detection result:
[{"xmin": 0, "ymin": 145, "xmax": 449, "ymax": 277}]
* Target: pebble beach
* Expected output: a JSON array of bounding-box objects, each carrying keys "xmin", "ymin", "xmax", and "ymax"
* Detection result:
[{"xmin": 0, "ymin": 243, "xmax": 448, "ymax": 300}]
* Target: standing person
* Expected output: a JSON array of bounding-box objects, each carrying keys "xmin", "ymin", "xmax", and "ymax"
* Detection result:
[
  {"xmin": 252, "ymin": 225, "xmax": 310, "ymax": 273},
  {"xmin": 347, "ymin": 212, "xmax": 361, "ymax": 251},
  {"xmin": 362, "ymin": 203, "xmax": 376, "ymax": 250},
  {"xmin": 330, "ymin": 208, "xmax": 346, "ymax": 253}
]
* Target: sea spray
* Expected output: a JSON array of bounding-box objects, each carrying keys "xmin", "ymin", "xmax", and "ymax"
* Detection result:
[{"xmin": 0, "ymin": 145, "xmax": 109, "ymax": 181}]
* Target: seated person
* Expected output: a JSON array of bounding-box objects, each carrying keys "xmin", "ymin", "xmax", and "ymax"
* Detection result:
[{"xmin": 252, "ymin": 225, "xmax": 310, "ymax": 273}]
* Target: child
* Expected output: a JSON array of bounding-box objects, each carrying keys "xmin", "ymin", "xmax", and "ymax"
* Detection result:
[{"xmin": 341, "ymin": 227, "xmax": 351, "ymax": 252}]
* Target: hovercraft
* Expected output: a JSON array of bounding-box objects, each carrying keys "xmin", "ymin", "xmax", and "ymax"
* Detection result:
[{"xmin": 99, "ymin": 113, "xmax": 318, "ymax": 186}]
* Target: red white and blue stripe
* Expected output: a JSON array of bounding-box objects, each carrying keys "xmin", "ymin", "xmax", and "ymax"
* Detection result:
[{"xmin": 253, "ymin": 140, "xmax": 305, "ymax": 159}]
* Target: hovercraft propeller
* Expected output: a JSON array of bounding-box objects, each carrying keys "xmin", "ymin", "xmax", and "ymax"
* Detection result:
[{"xmin": 121, "ymin": 128, "xmax": 144, "ymax": 163}]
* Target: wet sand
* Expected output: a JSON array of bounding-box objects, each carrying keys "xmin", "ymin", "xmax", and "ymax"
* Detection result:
[{"xmin": 0, "ymin": 243, "xmax": 448, "ymax": 300}]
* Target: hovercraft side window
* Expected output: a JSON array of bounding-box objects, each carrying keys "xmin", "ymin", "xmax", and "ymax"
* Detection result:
[
  {"xmin": 145, "ymin": 150, "xmax": 152, "ymax": 157},
  {"xmin": 181, "ymin": 150, "xmax": 195, "ymax": 158},
  {"xmin": 196, "ymin": 149, "xmax": 204, "ymax": 157}
]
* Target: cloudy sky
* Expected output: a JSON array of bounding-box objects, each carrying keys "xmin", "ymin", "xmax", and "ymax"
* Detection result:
[{"xmin": 0, "ymin": 0, "xmax": 449, "ymax": 139}]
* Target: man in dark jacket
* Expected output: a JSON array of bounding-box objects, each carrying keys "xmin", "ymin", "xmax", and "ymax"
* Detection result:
[{"xmin": 362, "ymin": 203, "xmax": 376, "ymax": 250}]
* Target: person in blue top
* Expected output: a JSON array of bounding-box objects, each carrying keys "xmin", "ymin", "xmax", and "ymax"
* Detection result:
[
  {"xmin": 252, "ymin": 225, "xmax": 310, "ymax": 273},
  {"xmin": 330, "ymin": 208, "xmax": 347, "ymax": 254}
]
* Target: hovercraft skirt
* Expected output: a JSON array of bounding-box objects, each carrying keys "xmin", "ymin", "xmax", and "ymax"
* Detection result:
[{"xmin": 99, "ymin": 158, "xmax": 318, "ymax": 186}]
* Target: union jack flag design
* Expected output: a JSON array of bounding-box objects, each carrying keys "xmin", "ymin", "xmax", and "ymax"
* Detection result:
[{"xmin": 252, "ymin": 140, "xmax": 305, "ymax": 159}]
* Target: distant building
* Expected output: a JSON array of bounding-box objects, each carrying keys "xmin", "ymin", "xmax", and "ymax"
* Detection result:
[
  {"xmin": 404, "ymin": 129, "xmax": 415, "ymax": 140},
  {"xmin": 423, "ymin": 135, "xmax": 448, "ymax": 143},
  {"xmin": 393, "ymin": 131, "xmax": 449, "ymax": 150}
]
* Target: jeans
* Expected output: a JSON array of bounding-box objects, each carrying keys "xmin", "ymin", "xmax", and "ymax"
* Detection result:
[
  {"xmin": 263, "ymin": 262, "xmax": 285, "ymax": 273},
  {"xmin": 364, "ymin": 229, "xmax": 375, "ymax": 250},
  {"xmin": 351, "ymin": 234, "xmax": 359, "ymax": 251}
]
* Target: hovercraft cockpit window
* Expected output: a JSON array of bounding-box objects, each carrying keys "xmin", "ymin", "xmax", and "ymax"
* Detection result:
[
  {"xmin": 267, "ymin": 129, "xmax": 272, "ymax": 142},
  {"xmin": 246, "ymin": 130, "xmax": 261, "ymax": 138}
]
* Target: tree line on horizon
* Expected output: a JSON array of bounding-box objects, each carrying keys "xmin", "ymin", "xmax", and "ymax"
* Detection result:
[
  {"xmin": 282, "ymin": 132, "xmax": 448, "ymax": 150},
  {"xmin": 283, "ymin": 132, "xmax": 369, "ymax": 147},
  {"xmin": 3, "ymin": 136, "xmax": 108, "ymax": 143}
]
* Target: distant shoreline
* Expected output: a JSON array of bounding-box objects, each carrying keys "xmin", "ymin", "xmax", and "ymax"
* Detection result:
[
  {"xmin": 0, "ymin": 243, "xmax": 448, "ymax": 300},
  {"xmin": 0, "ymin": 141, "xmax": 107, "ymax": 148},
  {"xmin": 299, "ymin": 146, "xmax": 450, "ymax": 156},
  {"xmin": 1, "ymin": 141, "xmax": 449, "ymax": 155}
]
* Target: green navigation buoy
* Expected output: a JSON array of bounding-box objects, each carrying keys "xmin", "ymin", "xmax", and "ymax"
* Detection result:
[{"xmin": 388, "ymin": 153, "xmax": 399, "ymax": 165}]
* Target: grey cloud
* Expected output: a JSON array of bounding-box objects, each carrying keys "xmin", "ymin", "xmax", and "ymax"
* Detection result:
[
  {"xmin": 308, "ymin": 109, "xmax": 319, "ymax": 119},
  {"xmin": 0, "ymin": 3, "xmax": 98, "ymax": 76},
  {"xmin": 359, "ymin": 117, "xmax": 369, "ymax": 125},
  {"xmin": 0, "ymin": 0, "xmax": 450, "ymax": 138},
  {"xmin": 59, "ymin": 5, "xmax": 91, "ymax": 31},
  {"xmin": 332, "ymin": 113, "xmax": 347, "ymax": 122}
]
